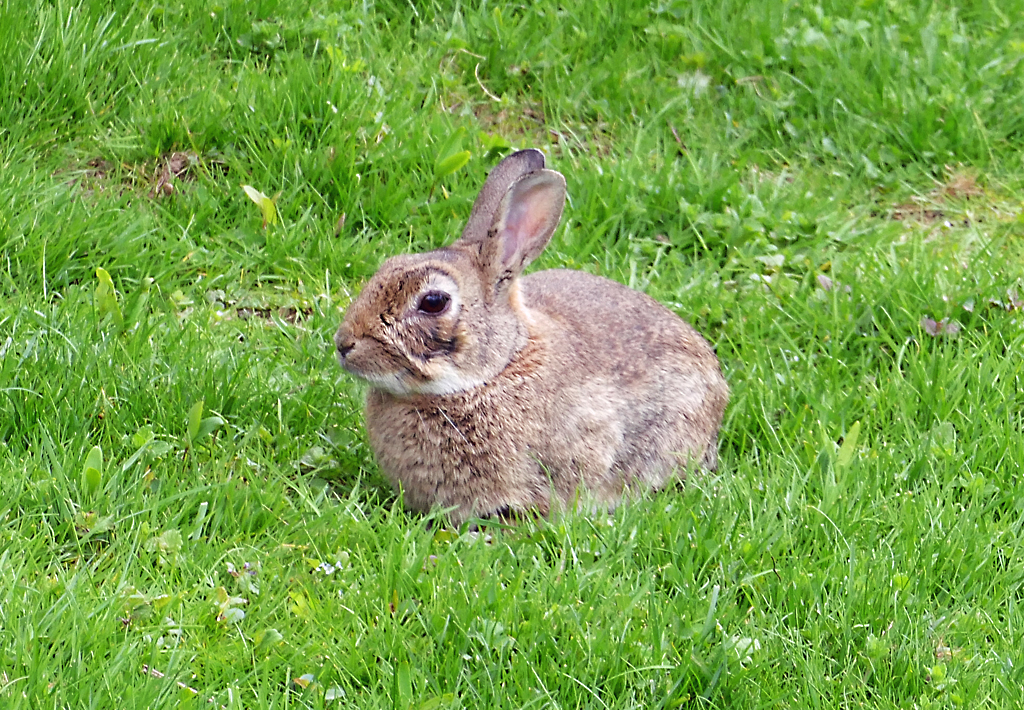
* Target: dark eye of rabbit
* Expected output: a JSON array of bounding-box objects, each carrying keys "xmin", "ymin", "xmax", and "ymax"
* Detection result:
[{"xmin": 416, "ymin": 291, "xmax": 451, "ymax": 315}]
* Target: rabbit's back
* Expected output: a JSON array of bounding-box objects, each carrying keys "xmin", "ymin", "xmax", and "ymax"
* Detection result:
[
  {"xmin": 520, "ymin": 269, "xmax": 721, "ymax": 381},
  {"xmin": 520, "ymin": 268, "xmax": 728, "ymax": 471}
]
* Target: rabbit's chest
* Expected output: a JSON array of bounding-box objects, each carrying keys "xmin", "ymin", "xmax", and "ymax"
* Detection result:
[{"xmin": 366, "ymin": 388, "xmax": 533, "ymax": 468}]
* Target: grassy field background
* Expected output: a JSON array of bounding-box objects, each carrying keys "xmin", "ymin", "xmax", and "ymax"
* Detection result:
[{"xmin": 2, "ymin": 0, "xmax": 1024, "ymax": 707}]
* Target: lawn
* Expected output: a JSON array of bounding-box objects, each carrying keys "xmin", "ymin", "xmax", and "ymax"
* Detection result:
[{"xmin": 1, "ymin": 0, "xmax": 1023, "ymax": 707}]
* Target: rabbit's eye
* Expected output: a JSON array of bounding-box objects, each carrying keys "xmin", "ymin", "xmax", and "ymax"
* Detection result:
[{"xmin": 417, "ymin": 291, "xmax": 451, "ymax": 315}]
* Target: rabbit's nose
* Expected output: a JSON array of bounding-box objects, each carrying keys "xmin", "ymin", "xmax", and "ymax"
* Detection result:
[
  {"xmin": 335, "ymin": 330, "xmax": 356, "ymax": 360},
  {"xmin": 336, "ymin": 340, "xmax": 355, "ymax": 359}
]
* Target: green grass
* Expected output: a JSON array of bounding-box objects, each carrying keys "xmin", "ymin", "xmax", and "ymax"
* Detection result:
[{"xmin": 2, "ymin": 0, "xmax": 1024, "ymax": 707}]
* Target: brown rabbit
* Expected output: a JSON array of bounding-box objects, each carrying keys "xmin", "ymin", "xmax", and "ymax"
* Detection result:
[{"xmin": 335, "ymin": 149, "xmax": 728, "ymax": 525}]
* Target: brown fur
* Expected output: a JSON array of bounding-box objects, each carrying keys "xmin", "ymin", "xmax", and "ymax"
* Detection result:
[{"xmin": 335, "ymin": 150, "xmax": 728, "ymax": 525}]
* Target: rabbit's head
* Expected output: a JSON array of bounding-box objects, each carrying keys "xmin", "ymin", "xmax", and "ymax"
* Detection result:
[{"xmin": 335, "ymin": 150, "xmax": 566, "ymax": 397}]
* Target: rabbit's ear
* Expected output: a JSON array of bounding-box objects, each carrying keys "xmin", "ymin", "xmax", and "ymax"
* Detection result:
[
  {"xmin": 459, "ymin": 149, "xmax": 547, "ymax": 243},
  {"xmin": 489, "ymin": 170, "xmax": 566, "ymax": 276}
]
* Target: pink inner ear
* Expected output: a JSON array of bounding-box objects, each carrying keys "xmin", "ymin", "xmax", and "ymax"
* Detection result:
[
  {"xmin": 500, "ymin": 201, "xmax": 532, "ymax": 264},
  {"xmin": 500, "ymin": 182, "xmax": 559, "ymax": 266}
]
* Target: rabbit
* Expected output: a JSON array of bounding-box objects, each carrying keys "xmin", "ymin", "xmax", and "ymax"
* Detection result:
[{"xmin": 335, "ymin": 149, "xmax": 728, "ymax": 526}]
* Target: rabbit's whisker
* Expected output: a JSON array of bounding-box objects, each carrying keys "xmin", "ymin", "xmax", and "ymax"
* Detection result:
[{"xmin": 436, "ymin": 406, "xmax": 469, "ymax": 444}]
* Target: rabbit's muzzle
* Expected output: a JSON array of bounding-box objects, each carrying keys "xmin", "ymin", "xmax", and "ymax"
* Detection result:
[{"xmin": 335, "ymin": 332, "xmax": 356, "ymax": 362}]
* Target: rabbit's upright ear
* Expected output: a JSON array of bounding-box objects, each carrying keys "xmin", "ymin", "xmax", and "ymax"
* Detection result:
[
  {"xmin": 489, "ymin": 170, "xmax": 566, "ymax": 276},
  {"xmin": 460, "ymin": 149, "xmax": 548, "ymax": 243}
]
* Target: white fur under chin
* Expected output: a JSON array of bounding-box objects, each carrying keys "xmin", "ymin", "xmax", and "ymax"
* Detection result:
[
  {"xmin": 356, "ymin": 371, "xmax": 410, "ymax": 396},
  {"xmin": 414, "ymin": 365, "xmax": 485, "ymax": 395},
  {"xmin": 360, "ymin": 364, "xmax": 484, "ymax": 397}
]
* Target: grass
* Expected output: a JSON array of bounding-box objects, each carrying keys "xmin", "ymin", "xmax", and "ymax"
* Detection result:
[{"xmin": 1, "ymin": 0, "xmax": 1024, "ymax": 706}]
